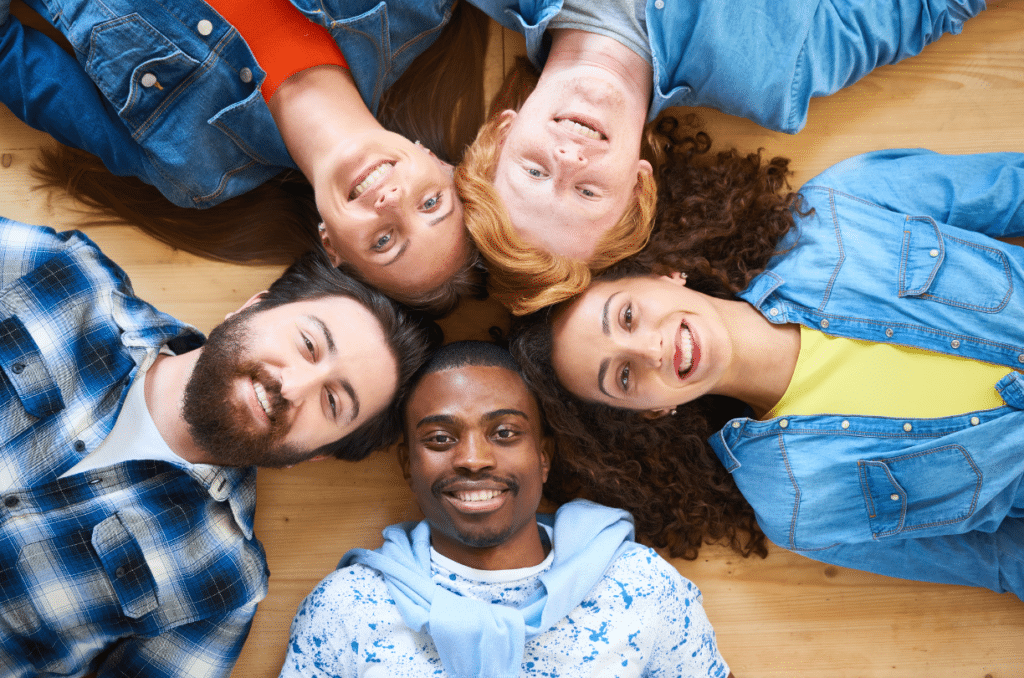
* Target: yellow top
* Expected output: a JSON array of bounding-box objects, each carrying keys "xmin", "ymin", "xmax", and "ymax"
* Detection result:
[{"xmin": 765, "ymin": 326, "xmax": 1012, "ymax": 419}]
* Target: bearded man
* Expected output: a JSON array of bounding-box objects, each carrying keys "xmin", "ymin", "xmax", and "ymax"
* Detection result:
[{"xmin": 0, "ymin": 216, "xmax": 434, "ymax": 678}]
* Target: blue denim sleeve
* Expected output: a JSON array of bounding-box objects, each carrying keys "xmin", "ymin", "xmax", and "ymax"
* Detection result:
[
  {"xmin": 0, "ymin": 14, "xmax": 151, "ymax": 180},
  {"xmin": 799, "ymin": 517, "xmax": 1024, "ymax": 600},
  {"xmin": 804, "ymin": 149, "xmax": 1024, "ymax": 238}
]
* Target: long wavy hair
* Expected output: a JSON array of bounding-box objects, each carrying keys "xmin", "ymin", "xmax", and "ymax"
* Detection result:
[
  {"xmin": 508, "ymin": 124, "xmax": 805, "ymax": 559},
  {"xmin": 456, "ymin": 57, "xmax": 659, "ymax": 315},
  {"xmin": 31, "ymin": 1, "xmax": 490, "ymax": 314}
]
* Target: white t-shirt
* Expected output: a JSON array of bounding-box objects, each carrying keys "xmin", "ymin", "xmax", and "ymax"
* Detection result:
[{"xmin": 280, "ymin": 538, "xmax": 729, "ymax": 677}]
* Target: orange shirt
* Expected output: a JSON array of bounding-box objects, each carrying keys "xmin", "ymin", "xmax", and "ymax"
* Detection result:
[{"xmin": 207, "ymin": 0, "xmax": 348, "ymax": 102}]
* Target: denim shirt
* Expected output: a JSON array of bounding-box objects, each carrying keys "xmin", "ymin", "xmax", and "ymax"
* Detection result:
[
  {"xmin": 466, "ymin": 0, "xmax": 985, "ymax": 131},
  {"xmin": 0, "ymin": 0, "xmax": 455, "ymax": 207},
  {"xmin": 710, "ymin": 149, "xmax": 1024, "ymax": 597}
]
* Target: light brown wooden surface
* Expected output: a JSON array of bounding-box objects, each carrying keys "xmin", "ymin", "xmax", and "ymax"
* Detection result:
[{"xmin": 1, "ymin": 2, "xmax": 1022, "ymax": 676}]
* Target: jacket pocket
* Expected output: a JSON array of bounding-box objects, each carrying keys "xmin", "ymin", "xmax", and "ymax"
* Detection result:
[
  {"xmin": 858, "ymin": 444, "xmax": 982, "ymax": 538},
  {"xmin": 84, "ymin": 14, "xmax": 201, "ymax": 134},
  {"xmin": 898, "ymin": 216, "xmax": 1012, "ymax": 312}
]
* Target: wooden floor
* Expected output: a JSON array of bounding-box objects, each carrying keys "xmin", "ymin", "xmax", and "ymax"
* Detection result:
[{"xmin": 2, "ymin": 1, "xmax": 1023, "ymax": 676}]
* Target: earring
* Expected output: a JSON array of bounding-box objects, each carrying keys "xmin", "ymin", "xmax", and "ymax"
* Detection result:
[
  {"xmin": 318, "ymin": 222, "xmax": 326, "ymax": 234},
  {"xmin": 670, "ymin": 409, "xmax": 677, "ymax": 416},
  {"xmin": 414, "ymin": 140, "xmax": 422, "ymax": 146},
  {"xmin": 679, "ymin": 273, "xmax": 687, "ymax": 283}
]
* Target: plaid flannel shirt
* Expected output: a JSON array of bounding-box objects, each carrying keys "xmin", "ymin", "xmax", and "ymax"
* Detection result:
[{"xmin": 0, "ymin": 218, "xmax": 269, "ymax": 677}]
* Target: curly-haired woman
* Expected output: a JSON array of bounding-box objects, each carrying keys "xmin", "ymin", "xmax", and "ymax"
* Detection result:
[
  {"xmin": 1, "ymin": 0, "xmax": 488, "ymax": 313},
  {"xmin": 511, "ymin": 136, "xmax": 1024, "ymax": 598}
]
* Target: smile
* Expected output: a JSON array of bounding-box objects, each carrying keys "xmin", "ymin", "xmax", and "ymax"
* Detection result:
[
  {"xmin": 443, "ymin": 486, "xmax": 510, "ymax": 513},
  {"xmin": 674, "ymin": 321, "xmax": 698, "ymax": 380},
  {"xmin": 555, "ymin": 117, "xmax": 606, "ymax": 141},
  {"xmin": 349, "ymin": 161, "xmax": 394, "ymax": 200},
  {"xmin": 252, "ymin": 378, "xmax": 273, "ymax": 418}
]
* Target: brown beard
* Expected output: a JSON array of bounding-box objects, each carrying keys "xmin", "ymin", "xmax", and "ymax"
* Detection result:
[{"xmin": 181, "ymin": 307, "xmax": 323, "ymax": 468}]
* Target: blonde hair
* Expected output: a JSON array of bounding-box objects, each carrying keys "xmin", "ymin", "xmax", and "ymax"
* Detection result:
[{"xmin": 456, "ymin": 113, "xmax": 657, "ymax": 315}]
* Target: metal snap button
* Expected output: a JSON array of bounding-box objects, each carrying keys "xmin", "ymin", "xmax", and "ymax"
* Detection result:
[
  {"xmin": 197, "ymin": 19, "xmax": 213, "ymax": 36},
  {"xmin": 779, "ymin": 419, "xmax": 789, "ymax": 428},
  {"xmin": 929, "ymin": 249, "xmax": 939, "ymax": 257},
  {"xmin": 11, "ymin": 362, "xmax": 24, "ymax": 374},
  {"xmin": 239, "ymin": 67, "xmax": 253, "ymax": 84},
  {"xmin": 970, "ymin": 416, "xmax": 980, "ymax": 426},
  {"xmin": 903, "ymin": 422, "xmax": 912, "ymax": 432},
  {"xmin": 820, "ymin": 319, "xmax": 829, "ymax": 329},
  {"xmin": 841, "ymin": 420, "xmax": 850, "ymax": 429},
  {"xmin": 140, "ymin": 73, "xmax": 158, "ymax": 88},
  {"xmin": 890, "ymin": 494, "xmax": 899, "ymax": 501},
  {"xmin": 884, "ymin": 328, "xmax": 893, "ymax": 338},
  {"xmin": 950, "ymin": 339, "xmax": 960, "ymax": 349}
]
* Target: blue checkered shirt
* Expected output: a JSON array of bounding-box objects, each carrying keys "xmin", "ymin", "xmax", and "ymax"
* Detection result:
[{"xmin": 0, "ymin": 218, "xmax": 269, "ymax": 677}]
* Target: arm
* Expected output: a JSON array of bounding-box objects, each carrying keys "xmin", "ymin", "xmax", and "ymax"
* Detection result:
[
  {"xmin": 800, "ymin": 517, "xmax": 1024, "ymax": 601},
  {"xmin": 95, "ymin": 603, "xmax": 258, "ymax": 678},
  {"xmin": 0, "ymin": 12, "xmax": 152, "ymax": 180},
  {"xmin": 805, "ymin": 149, "xmax": 1024, "ymax": 238},
  {"xmin": 278, "ymin": 574, "xmax": 360, "ymax": 678}
]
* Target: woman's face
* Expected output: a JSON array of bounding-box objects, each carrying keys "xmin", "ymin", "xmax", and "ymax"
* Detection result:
[
  {"xmin": 315, "ymin": 132, "xmax": 469, "ymax": 298},
  {"xmin": 551, "ymin": 274, "xmax": 734, "ymax": 412}
]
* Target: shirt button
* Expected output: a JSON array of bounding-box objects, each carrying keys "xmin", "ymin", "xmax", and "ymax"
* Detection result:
[
  {"xmin": 11, "ymin": 362, "xmax": 25, "ymax": 374},
  {"xmin": 1018, "ymin": 354, "xmax": 1024, "ymax": 363},
  {"xmin": 779, "ymin": 419, "xmax": 789, "ymax": 428},
  {"xmin": 654, "ymin": 0, "xmax": 665, "ymax": 8},
  {"xmin": 884, "ymin": 328, "xmax": 894, "ymax": 338},
  {"xmin": 970, "ymin": 416, "xmax": 980, "ymax": 426},
  {"xmin": 841, "ymin": 420, "xmax": 850, "ymax": 429},
  {"xmin": 950, "ymin": 339, "xmax": 960, "ymax": 349},
  {"xmin": 890, "ymin": 493, "xmax": 900, "ymax": 501},
  {"xmin": 3, "ymin": 496, "xmax": 19, "ymax": 508},
  {"xmin": 769, "ymin": 307, "xmax": 779, "ymax": 317},
  {"xmin": 74, "ymin": 440, "xmax": 86, "ymax": 452},
  {"xmin": 820, "ymin": 319, "xmax": 829, "ymax": 329},
  {"xmin": 239, "ymin": 67, "xmax": 253, "ymax": 84},
  {"xmin": 140, "ymin": 73, "xmax": 158, "ymax": 88},
  {"xmin": 731, "ymin": 421, "xmax": 741, "ymax": 428},
  {"xmin": 115, "ymin": 566, "xmax": 127, "ymax": 579},
  {"xmin": 929, "ymin": 249, "xmax": 939, "ymax": 257},
  {"xmin": 903, "ymin": 422, "xmax": 912, "ymax": 432},
  {"xmin": 197, "ymin": 19, "xmax": 213, "ymax": 36}
]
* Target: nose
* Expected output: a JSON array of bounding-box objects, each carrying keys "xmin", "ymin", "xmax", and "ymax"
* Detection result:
[
  {"xmin": 375, "ymin": 184, "xmax": 402, "ymax": 210},
  {"xmin": 638, "ymin": 329, "xmax": 662, "ymax": 367},
  {"xmin": 453, "ymin": 432, "xmax": 496, "ymax": 473},
  {"xmin": 278, "ymin": 362, "xmax": 322, "ymax": 405},
  {"xmin": 555, "ymin": 144, "xmax": 587, "ymax": 168}
]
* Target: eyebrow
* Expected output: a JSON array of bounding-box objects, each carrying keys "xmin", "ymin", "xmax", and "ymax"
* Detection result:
[
  {"xmin": 382, "ymin": 240, "xmax": 410, "ymax": 267},
  {"xmin": 309, "ymin": 315, "xmax": 336, "ymax": 354},
  {"xmin": 428, "ymin": 205, "xmax": 456, "ymax": 227},
  {"xmin": 597, "ymin": 360, "xmax": 613, "ymax": 399},
  {"xmin": 414, "ymin": 408, "xmax": 530, "ymax": 429},
  {"xmin": 597, "ymin": 292, "xmax": 620, "ymax": 399}
]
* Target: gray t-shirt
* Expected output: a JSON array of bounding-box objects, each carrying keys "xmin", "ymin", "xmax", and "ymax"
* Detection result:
[{"xmin": 550, "ymin": 0, "xmax": 652, "ymax": 64}]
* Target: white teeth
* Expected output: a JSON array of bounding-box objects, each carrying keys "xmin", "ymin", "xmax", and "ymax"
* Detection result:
[
  {"xmin": 453, "ymin": 489, "xmax": 502, "ymax": 502},
  {"xmin": 679, "ymin": 326, "xmax": 694, "ymax": 376},
  {"xmin": 350, "ymin": 162, "xmax": 394, "ymax": 199},
  {"xmin": 557, "ymin": 118, "xmax": 603, "ymax": 140},
  {"xmin": 253, "ymin": 380, "xmax": 272, "ymax": 416}
]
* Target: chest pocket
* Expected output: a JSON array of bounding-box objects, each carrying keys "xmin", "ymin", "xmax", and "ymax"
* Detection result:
[
  {"xmin": 899, "ymin": 216, "xmax": 1012, "ymax": 312},
  {"xmin": 84, "ymin": 14, "xmax": 202, "ymax": 136},
  {"xmin": 858, "ymin": 444, "xmax": 982, "ymax": 539}
]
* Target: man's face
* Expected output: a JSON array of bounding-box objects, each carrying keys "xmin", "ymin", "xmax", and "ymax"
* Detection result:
[
  {"xmin": 182, "ymin": 296, "xmax": 399, "ymax": 467},
  {"xmin": 492, "ymin": 68, "xmax": 652, "ymax": 261},
  {"xmin": 399, "ymin": 365, "xmax": 551, "ymax": 566}
]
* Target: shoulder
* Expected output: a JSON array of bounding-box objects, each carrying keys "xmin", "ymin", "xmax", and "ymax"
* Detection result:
[
  {"xmin": 603, "ymin": 545, "xmax": 700, "ymax": 598},
  {"xmin": 298, "ymin": 564, "xmax": 395, "ymax": 614}
]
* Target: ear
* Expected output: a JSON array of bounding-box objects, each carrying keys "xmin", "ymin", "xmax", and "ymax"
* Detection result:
[
  {"xmin": 642, "ymin": 407, "xmax": 673, "ymax": 420},
  {"xmin": 226, "ymin": 291, "xmax": 268, "ymax": 319},
  {"xmin": 396, "ymin": 441, "xmax": 413, "ymax": 485},
  {"xmin": 498, "ymin": 109, "xmax": 517, "ymax": 125},
  {"xmin": 538, "ymin": 434, "xmax": 553, "ymax": 485},
  {"xmin": 318, "ymin": 224, "xmax": 343, "ymax": 267},
  {"xmin": 636, "ymin": 159, "xmax": 653, "ymax": 184},
  {"xmin": 659, "ymin": 271, "xmax": 688, "ymax": 287}
]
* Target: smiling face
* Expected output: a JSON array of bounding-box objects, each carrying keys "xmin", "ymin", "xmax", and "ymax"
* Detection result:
[
  {"xmin": 399, "ymin": 365, "xmax": 551, "ymax": 569},
  {"xmin": 551, "ymin": 274, "xmax": 733, "ymax": 412},
  {"xmin": 182, "ymin": 296, "xmax": 398, "ymax": 467},
  {"xmin": 315, "ymin": 132, "xmax": 470, "ymax": 297},
  {"xmin": 492, "ymin": 71, "xmax": 652, "ymax": 261}
]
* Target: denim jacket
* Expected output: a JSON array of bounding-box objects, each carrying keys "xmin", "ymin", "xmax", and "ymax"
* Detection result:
[
  {"xmin": 466, "ymin": 0, "xmax": 985, "ymax": 132},
  {"xmin": 0, "ymin": 0, "xmax": 455, "ymax": 207},
  {"xmin": 711, "ymin": 149, "xmax": 1024, "ymax": 598}
]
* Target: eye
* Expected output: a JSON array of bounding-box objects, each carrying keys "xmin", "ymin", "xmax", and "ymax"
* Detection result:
[
  {"xmin": 424, "ymin": 432, "xmax": 456, "ymax": 448},
  {"xmin": 622, "ymin": 303, "xmax": 634, "ymax": 330},
  {"xmin": 303, "ymin": 335, "xmax": 315, "ymax": 357},
  {"xmin": 326, "ymin": 392, "xmax": 337, "ymax": 419},
  {"xmin": 579, "ymin": 188, "xmax": 596, "ymax": 197},
  {"xmin": 371, "ymin": 231, "xmax": 393, "ymax": 252},
  {"xmin": 421, "ymin": 193, "xmax": 442, "ymax": 211},
  {"xmin": 527, "ymin": 168, "xmax": 544, "ymax": 178},
  {"xmin": 493, "ymin": 427, "xmax": 519, "ymax": 441},
  {"xmin": 618, "ymin": 363, "xmax": 631, "ymax": 392}
]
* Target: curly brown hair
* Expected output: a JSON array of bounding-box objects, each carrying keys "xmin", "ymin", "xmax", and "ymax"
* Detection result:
[{"xmin": 508, "ymin": 120, "xmax": 807, "ymax": 559}]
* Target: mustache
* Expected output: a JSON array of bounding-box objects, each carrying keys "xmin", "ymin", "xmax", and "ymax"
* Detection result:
[
  {"xmin": 431, "ymin": 474, "xmax": 520, "ymax": 498},
  {"xmin": 248, "ymin": 364, "xmax": 287, "ymax": 421}
]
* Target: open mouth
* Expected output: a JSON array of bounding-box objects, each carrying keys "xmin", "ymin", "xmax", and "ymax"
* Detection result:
[
  {"xmin": 252, "ymin": 378, "xmax": 273, "ymax": 419},
  {"xmin": 555, "ymin": 117, "xmax": 606, "ymax": 141},
  {"xmin": 349, "ymin": 161, "xmax": 394, "ymax": 200},
  {"xmin": 674, "ymin": 321, "xmax": 697, "ymax": 380},
  {"xmin": 442, "ymin": 486, "xmax": 510, "ymax": 513}
]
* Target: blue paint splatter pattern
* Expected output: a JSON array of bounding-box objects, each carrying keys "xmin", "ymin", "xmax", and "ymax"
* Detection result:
[{"xmin": 279, "ymin": 547, "xmax": 727, "ymax": 677}]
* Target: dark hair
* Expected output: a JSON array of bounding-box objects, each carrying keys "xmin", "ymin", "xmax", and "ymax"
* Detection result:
[
  {"xmin": 400, "ymin": 340, "xmax": 532, "ymax": 434},
  {"xmin": 31, "ymin": 1, "xmax": 491, "ymax": 314},
  {"xmin": 257, "ymin": 249, "xmax": 442, "ymax": 460},
  {"xmin": 506, "ymin": 124, "xmax": 804, "ymax": 559}
]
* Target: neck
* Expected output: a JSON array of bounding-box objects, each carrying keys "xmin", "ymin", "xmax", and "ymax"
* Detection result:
[
  {"xmin": 709, "ymin": 298, "xmax": 801, "ymax": 417},
  {"xmin": 268, "ymin": 64, "xmax": 381, "ymax": 185},
  {"xmin": 432, "ymin": 521, "xmax": 549, "ymax": 571},
  {"xmin": 144, "ymin": 350, "xmax": 214, "ymax": 464}
]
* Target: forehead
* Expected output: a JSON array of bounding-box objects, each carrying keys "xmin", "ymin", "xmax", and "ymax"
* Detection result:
[{"xmin": 406, "ymin": 364, "xmax": 538, "ymax": 423}]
